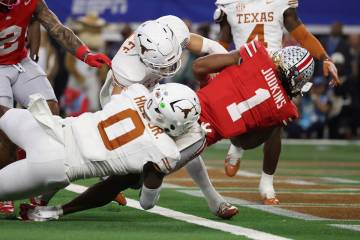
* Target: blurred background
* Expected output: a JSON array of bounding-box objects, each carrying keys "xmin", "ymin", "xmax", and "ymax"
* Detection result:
[{"xmin": 41, "ymin": 0, "xmax": 360, "ymax": 139}]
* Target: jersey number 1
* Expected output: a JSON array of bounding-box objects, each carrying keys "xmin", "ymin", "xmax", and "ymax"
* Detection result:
[
  {"xmin": 227, "ymin": 88, "xmax": 271, "ymax": 122},
  {"xmin": 247, "ymin": 24, "xmax": 268, "ymax": 48},
  {"xmin": 98, "ymin": 109, "xmax": 145, "ymax": 150}
]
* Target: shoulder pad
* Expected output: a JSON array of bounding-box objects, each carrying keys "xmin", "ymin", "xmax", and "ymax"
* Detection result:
[
  {"xmin": 213, "ymin": 8, "xmax": 225, "ymax": 23},
  {"xmin": 287, "ymin": 0, "xmax": 299, "ymax": 8},
  {"xmin": 215, "ymin": 0, "xmax": 239, "ymax": 5}
]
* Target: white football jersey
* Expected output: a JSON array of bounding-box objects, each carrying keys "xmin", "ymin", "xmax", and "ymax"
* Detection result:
[
  {"xmin": 215, "ymin": 0, "xmax": 298, "ymax": 53},
  {"xmin": 99, "ymin": 15, "xmax": 190, "ymax": 107},
  {"xmin": 69, "ymin": 84, "xmax": 180, "ymax": 176}
]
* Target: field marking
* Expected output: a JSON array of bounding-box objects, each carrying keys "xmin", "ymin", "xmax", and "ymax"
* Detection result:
[
  {"xmin": 178, "ymin": 189, "xmax": 328, "ymax": 221},
  {"xmin": 329, "ymin": 224, "xmax": 360, "ymax": 232},
  {"xmin": 65, "ymin": 184, "xmax": 291, "ymax": 240},
  {"xmin": 235, "ymin": 170, "xmax": 360, "ymax": 186},
  {"xmin": 320, "ymin": 177, "xmax": 360, "ymax": 184},
  {"xmin": 236, "ymin": 170, "xmax": 317, "ymax": 186},
  {"xmin": 212, "ymin": 139, "xmax": 360, "ymax": 148}
]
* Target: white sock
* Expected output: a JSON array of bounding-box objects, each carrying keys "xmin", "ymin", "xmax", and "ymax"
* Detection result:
[
  {"xmin": 185, "ymin": 155, "xmax": 225, "ymax": 213},
  {"xmin": 227, "ymin": 145, "xmax": 244, "ymax": 165},
  {"xmin": 259, "ymin": 171, "xmax": 275, "ymax": 198}
]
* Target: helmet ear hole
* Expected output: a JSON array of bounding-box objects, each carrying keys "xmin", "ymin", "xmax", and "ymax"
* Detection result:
[{"xmin": 170, "ymin": 124, "xmax": 175, "ymax": 130}]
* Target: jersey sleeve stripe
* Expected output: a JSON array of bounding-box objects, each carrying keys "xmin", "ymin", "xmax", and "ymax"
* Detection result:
[
  {"xmin": 244, "ymin": 43, "xmax": 254, "ymax": 58},
  {"xmin": 250, "ymin": 41, "xmax": 258, "ymax": 53}
]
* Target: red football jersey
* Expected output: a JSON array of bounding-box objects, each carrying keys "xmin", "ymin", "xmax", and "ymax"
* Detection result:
[
  {"xmin": 0, "ymin": 0, "xmax": 38, "ymax": 64},
  {"xmin": 197, "ymin": 41, "xmax": 299, "ymax": 146}
]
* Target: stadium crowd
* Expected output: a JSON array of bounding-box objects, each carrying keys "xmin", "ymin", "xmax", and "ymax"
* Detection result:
[{"xmin": 37, "ymin": 13, "xmax": 360, "ymax": 140}]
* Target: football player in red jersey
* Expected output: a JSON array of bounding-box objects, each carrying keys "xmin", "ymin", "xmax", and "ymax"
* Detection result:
[
  {"xmin": 20, "ymin": 42, "xmax": 315, "ymax": 221},
  {"xmin": 214, "ymin": 0, "xmax": 339, "ymax": 205},
  {"xmin": 0, "ymin": 0, "xmax": 111, "ymax": 215}
]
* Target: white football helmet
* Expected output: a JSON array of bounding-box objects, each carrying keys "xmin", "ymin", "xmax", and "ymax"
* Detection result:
[
  {"xmin": 144, "ymin": 83, "xmax": 201, "ymax": 137},
  {"xmin": 156, "ymin": 15, "xmax": 190, "ymax": 49},
  {"xmin": 273, "ymin": 46, "xmax": 315, "ymax": 97},
  {"xmin": 134, "ymin": 20, "xmax": 182, "ymax": 77}
]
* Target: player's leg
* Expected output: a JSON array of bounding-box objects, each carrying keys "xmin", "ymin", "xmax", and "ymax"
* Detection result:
[
  {"xmin": 13, "ymin": 57, "xmax": 59, "ymax": 114},
  {"xmin": 0, "ymin": 66, "xmax": 18, "ymax": 215},
  {"xmin": 0, "ymin": 108, "xmax": 69, "ymax": 200},
  {"xmin": 259, "ymin": 126, "xmax": 282, "ymax": 205},
  {"xmin": 20, "ymin": 174, "xmax": 141, "ymax": 221},
  {"xmin": 185, "ymin": 156, "xmax": 238, "ymax": 219},
  {"xmin": 0, "ymin": 66, "xmax": 18, "ymax": 168}
]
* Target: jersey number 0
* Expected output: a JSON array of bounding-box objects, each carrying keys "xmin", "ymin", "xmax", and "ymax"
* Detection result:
[{"xmin": 98, "ymin": 109, "xmax": 145, "ymax": 150}]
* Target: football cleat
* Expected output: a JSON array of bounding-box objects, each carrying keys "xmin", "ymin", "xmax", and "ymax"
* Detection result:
[
  {"xmin": 259, "ymin": 179, "xmax": 279, "ymax": 205},
  {"xmin": 0, "ymin": 201, "xmax": 15, "ymax": 215},
  {"xmin": 224, "ymin": 145, "xmax": 244, "ymax": 177},
  {"xmin": 114, "ymin": 192, "xmax": 127, "ymax": 206},
  {"xmin": 263, "ymin": 197, "xmax": 280, "ymax": 205},
  {"xmin": 216, "ymin": 202, "xmax": 239, "ymax": 219},
  {"xmin": 29, "ymin": 196, "xmax": 48, "ymax": 207},
  {"xmin": 19, "ymin": 204, "xmax": 61, "ymax": 222},
  {"xmin": 224, "ymin": 157, "xmax": 240, "ymax": 177}
]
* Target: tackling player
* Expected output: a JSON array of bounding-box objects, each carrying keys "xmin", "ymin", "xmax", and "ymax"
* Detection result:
[
  {"xmin": 22, "ymin": 42, "xmax": 315, "ymax": 222},
  {"xmin": 98, "ymin": 16, "xmax": 238, "ymax": 218},
  {"xmin": 0, "ymin": 0, "xmax": 111, "ymax": 214},
  {"xmin": 214, "ymin": 0, "xmax": 339, "ymax": 204},
  {"xmin": 0, "ymin": 82, "xmax": 205, "ymax": 208}
]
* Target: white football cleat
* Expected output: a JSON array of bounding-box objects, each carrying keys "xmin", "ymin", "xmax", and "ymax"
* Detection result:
[{"xmin": 19, "ymin": 204, "xmax": 62, "ymax": 222}]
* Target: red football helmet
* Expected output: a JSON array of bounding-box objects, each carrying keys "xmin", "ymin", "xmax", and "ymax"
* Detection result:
[{"xmin": 0, "ymin": 0, "xmax": 20, "ymax": 8}]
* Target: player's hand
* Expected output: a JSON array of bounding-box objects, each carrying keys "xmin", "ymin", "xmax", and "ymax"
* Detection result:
[
  {"xmin": 323, "ymin": 59, "xmax": 340, "ymax": 87},
  {"xmin": 84, "ymin": 52, "xmax": 112, "ymax": 68},
  {"xmin": 76, "ymin": 45, "xmax": 112, "ymax": 68},
  {"xmin": 200, "ymin": 122, "xmax": 212, "ymax": 134}
]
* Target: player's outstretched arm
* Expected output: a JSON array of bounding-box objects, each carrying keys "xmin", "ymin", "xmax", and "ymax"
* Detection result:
[
  {"xmin": 192, "ymin": 50, "xmax": 240, "ymax": 81},
  {"xmin": 187, "ymin": 33, "xmax": 228, "ymax": 55},
  {"xmin": 34, "ymin": 0, "xmax": 111, "ymax": 68},
  {"xmin": 284, "ymin": 8, "xmax": 340, "ymax": 86}
]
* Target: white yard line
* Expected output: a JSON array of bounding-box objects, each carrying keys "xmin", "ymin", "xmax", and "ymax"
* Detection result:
[
  {"xmin": 329, "ymin": 224, "xmax": 360, "ymax": 232},
  {"xmin": 321, "ymin": 177, "xmax": 360, "ymax": 184},
  {"xmin": 65, "ymin": 184, "xmax": 292, "ymax": 240},
  {"xmin": 178, "ymin": 189, "xmax": 329, "ymax": 221}
]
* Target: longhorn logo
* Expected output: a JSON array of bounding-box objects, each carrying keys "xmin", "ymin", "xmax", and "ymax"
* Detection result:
[{"xmin": 170, "ymin": 99, "xmax": 199, "ymax": 119}]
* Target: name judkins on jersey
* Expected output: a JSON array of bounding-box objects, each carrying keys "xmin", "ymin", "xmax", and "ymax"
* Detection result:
[{"xmin": 261, "ymin": 68, "xmax": 286, "ymax": 109}]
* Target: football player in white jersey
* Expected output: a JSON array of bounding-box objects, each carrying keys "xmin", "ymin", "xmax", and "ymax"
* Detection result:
[
  {"xmin": 214, "ymin": 0, "xmax": 340, "ymax": 204},
  {"xmin": 24, "ymin": 16, "xmax": 238, "ymax": 219},
  {"xmin": 0, "ymin": 82, "xmax": 205, "ymax": 210}
]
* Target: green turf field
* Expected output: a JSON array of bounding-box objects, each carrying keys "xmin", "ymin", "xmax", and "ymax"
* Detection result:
[{"xmin": 1, "ymin": 142, "xmax": 360, "ymax": 240}]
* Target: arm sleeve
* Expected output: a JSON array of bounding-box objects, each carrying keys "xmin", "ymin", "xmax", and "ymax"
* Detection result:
[{"xmin": 290, "ymin": 24, "xmax": 328, "ymax": 60}]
